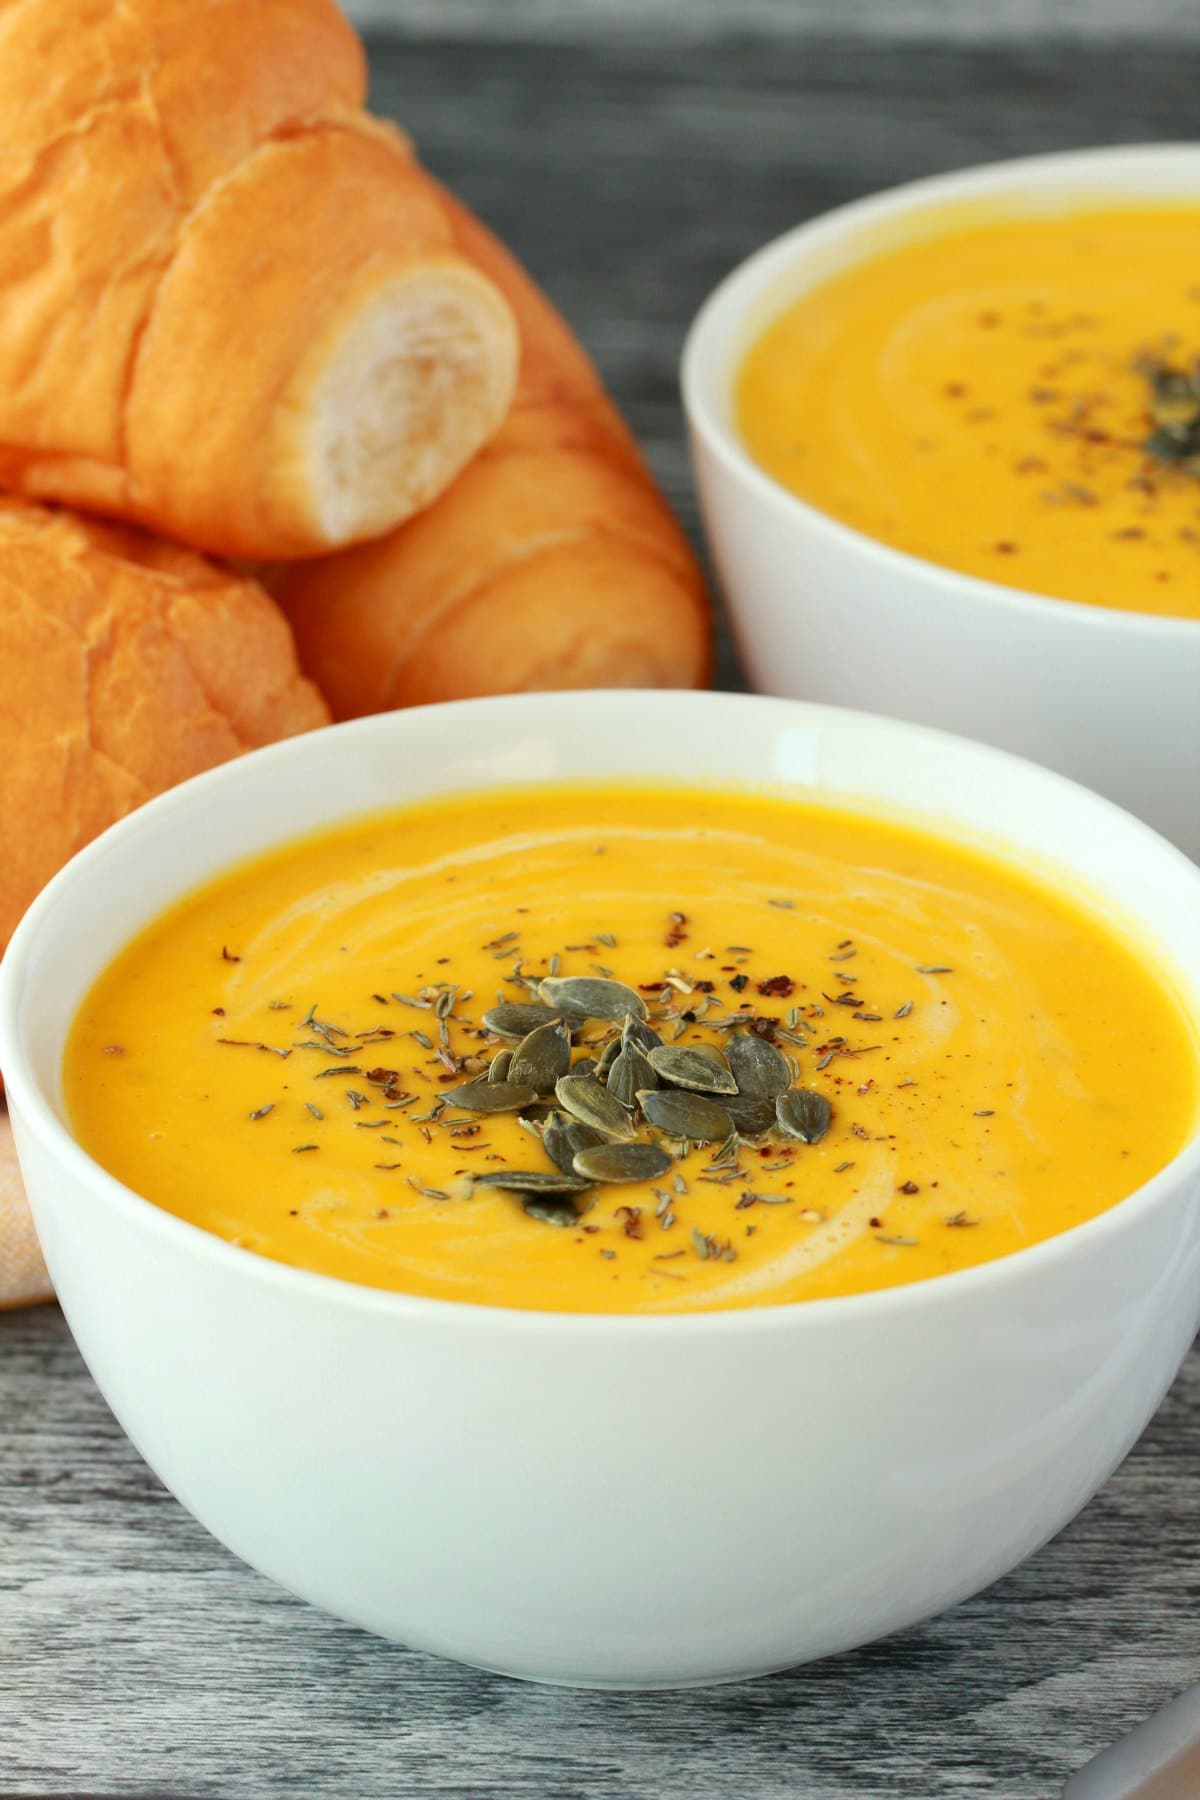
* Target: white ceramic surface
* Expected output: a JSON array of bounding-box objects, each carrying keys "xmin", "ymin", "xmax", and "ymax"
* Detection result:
[
  {"xmin": 683, "ymin": 144, "xmax": 1200, "ymax": 861},
  {"xmin": 3, "ymin": 691, "xmax": 1200, "ymax": 1689}
]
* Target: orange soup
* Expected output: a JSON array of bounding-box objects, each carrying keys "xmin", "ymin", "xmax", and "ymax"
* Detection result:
[
  {"xmin": 65, "ymin": 784, "xmax": 1199, "ymax": 1312},
  {"xmin": 738, "ymin": 206, "xmax": 1200, "ymax": 616}
]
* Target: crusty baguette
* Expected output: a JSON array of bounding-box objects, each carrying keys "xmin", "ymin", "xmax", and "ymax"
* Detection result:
[
  {"xmin": 0, "ymin": 1111, "xmax": 51, "ymax": 1311},
  {"xmin": 272, "ymin": 183, "xmax": 712, "ymax": 711},
  {"xmin": 0, "ymin": 501, "xmax": 329, "ymax": 962},
  {"xmin": 0, "ymin": 0, "xmax": 517, "ymax": 559}
]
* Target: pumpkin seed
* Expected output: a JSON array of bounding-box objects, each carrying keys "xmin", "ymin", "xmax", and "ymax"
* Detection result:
[
  {"xmin": 508, "ymin": 1018, "xmax": 572, "ymax": 1093},
  {"xmin": 639, "ymin": 1088, "xmax": 734, "ymax": 1142},
  {"xmin": 647, "ymin": 1044, "xmax": 737, "ymax": 1095},
  {"xmin": 443, "ymin": 1078, "xmax": 538, "ymax": 1114},
  {"xmin": 723, "ymin": 1094, "xmax": 777, "ymax": 1137},
  {"xmin": 727, "ymin": 1033, "xmax": 791, "ymax": 1100},
  {"xmin": 481, "ymin": 1001, "xmax": 563, "ymax": 1038},
  {"xmin": 607, "ymin": 1043, "xmax": 659, "ymax": 1108},
  {"xmin": 473, "ymin": 1169, "xmax": 591, "ymax": 1196},
  {"xmin": 570, "ymin": 1056, "xmax": 600, "ymax": 1081},
  {"xmin": 621, "ymin": 1014, "xmax": 662, "ymax": 1053},
  {"xmin": 596, "ymin": 1036, "xmax": 623, "ymax": 1078},
  {"xmin": 539, "ymin": 975, "xmax": 648, "ymax": 1022},
  {"xmin": 488, "ymin": 1049, "xmax": 513, "ymax": 1084},
  {"xmin": 573, "ymin": 1142, "xmax": 673, "ymax": 1184},
  {"xmin": 555, "ymin": 1074, "xmax": 636, "ymax": 1139},
  {"xmin": 518, "ymin": 1100, "xmax": 558, "ymax": 1124},
  {"xmin": 776, "ymin": 1088, "xmax": 832, "ymax": 1144},
  {"xmin": 544, "ymin": 1110, "xmax": 607, "ymax": 1175},
  {"xmin": 523, "ymin": 1195, "xmax": 590, "ymax": 1226}
]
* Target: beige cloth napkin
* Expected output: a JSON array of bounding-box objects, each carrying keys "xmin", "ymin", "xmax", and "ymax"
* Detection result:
[{"xmin": 0, "ymin": 1107, "xmax": 52, "ymax": 1308}]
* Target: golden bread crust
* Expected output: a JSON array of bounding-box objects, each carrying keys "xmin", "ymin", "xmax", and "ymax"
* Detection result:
[
  {"xmin": 0, "ymin": 1110, "xmax": 51, "ymax": 1311},
  {"xmin": 0, "ymin": 501, "xmax": 329, "ymax": 958},
  {"xmin": 0, "ymin": 1, "xmax": 515, "ymax": 556},
  {"xmin": 275, "ymin": 182, "xmax": 713, "ymax": 710}
]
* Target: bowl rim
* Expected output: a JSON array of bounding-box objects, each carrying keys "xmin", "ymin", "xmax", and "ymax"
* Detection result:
[
  {"xmin": 681, "ymin": 140, "xmax": 1200, "ymax": 641},
  {"xmin": 5, "ymin": 688, "xmax": 1200, "ymax": 1338}
]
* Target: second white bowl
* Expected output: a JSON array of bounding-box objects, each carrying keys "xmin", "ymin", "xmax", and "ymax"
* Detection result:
[{"xmin": 683, "ymin": 144, "xmax": 1200, "ymax": 861}]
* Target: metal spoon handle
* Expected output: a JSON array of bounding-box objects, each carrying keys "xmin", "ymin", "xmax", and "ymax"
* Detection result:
[{"xmin": 1064, "ymin": 1678, "xmax": 1200, "ymax": 1798}]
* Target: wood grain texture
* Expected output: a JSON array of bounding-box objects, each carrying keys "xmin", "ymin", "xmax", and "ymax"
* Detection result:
[
  {"xmin": 5, "ymin": 1301, "xmax": 1200, "ymax": 1799},
  {"xmin": 346, "ymin": 0, "xmax": 1200, "ymax": 44},
  {"xmin": 4, "ymin": 30, "xmax": 1200, "ymax": 1800}
]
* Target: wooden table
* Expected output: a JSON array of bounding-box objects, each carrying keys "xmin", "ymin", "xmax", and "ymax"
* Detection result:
[{"xmin": 4, "ymin": 26, "xmax": 1199, "ymax": 1798}]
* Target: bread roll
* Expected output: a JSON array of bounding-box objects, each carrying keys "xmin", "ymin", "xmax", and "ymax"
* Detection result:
[
  {"xmin": 0, "ymin": 1111, "xmax": 50, "ymax": 1311},
  {"xmin": 0, "ymin": 501, "xmax": 328, "ymax": 960},
  {"xmin": 273, "ymin": 184, "xmax": 712, "ymax": 711},
  {"xmin": 0, "ymin": 0, "xmax": 517, "ymax": 559}
]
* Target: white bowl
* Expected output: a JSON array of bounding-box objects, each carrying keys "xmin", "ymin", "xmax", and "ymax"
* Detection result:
[
  {"xmin": 3, "ymin": 691, "xmax": 1200, "ymax": 1689},
  {"xmin": 683, "ymin": 144, "xmax": 1200, "ymax": 861}
]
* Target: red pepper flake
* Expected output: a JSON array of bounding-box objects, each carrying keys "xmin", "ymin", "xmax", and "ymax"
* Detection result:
[
  {"xmin": 758, "ymin": 974, "xmax": 795, "ymax": 998},
  {"xmin": 899, "ymin": 1180, "xmax": 920, "ymax": 1195},
  {"xmin": 748, "ymin": 1017, "xmax": 779, "ymax": 1042},
  {"xmin": 211, "ymin": 1008, "xmax": 225, "ymax": 1017},
  {"xmin": 221, "ymin": 946, "xmax": 242, "ymax": 963},
  {"xmin": 615, "ymin": 1205, "xmax": 644, "ymax": 1240},
  {"xmin": 664, "ymin": 911, "xmax": 689, "ymax": 948},
  {"xmin": 729, "ymin": 972, "xmax": 750, "ymax": 993}
]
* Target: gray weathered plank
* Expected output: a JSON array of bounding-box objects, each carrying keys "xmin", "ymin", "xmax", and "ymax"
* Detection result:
[
  {"xmin": 4, "ymin": 1301, "xmax": 1200, "ymax": 1798},
  {"xmin": 347, "ymin": 0, "xmax": 1200, "ymax": 45}
]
